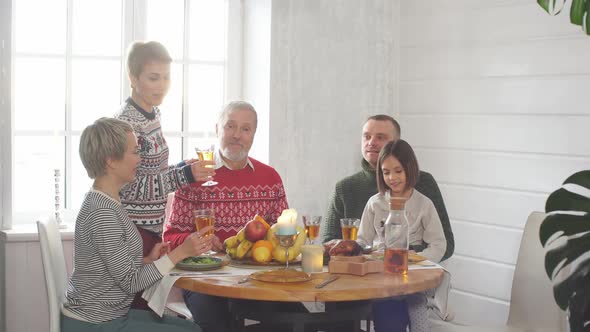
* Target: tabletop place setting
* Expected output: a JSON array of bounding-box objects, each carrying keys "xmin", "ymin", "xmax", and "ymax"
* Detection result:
[
  {"xmin": 129, "ymin": 201, "xmax": 444, "ymax": 325},
  {"xmin": 170, "ymin": 207, "xmax": 443, "ymax": 292}
]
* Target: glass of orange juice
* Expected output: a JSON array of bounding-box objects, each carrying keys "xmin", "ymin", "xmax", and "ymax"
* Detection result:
[
  {"xmin": 340, "ymin": 218, "xmax": 360, "ymax": 240},
  {"xmin": 302, "ymin": 215, "xmax": 322, "ymax": 244},
  {"xmin": 194, "ymin": 208, "xmax": 215, "ymax": 255}
]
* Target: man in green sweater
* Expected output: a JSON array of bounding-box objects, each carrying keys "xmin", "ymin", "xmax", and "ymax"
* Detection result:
[{"xmin": 322, "ymin": 114, "xmax": 454, "ymax": 261}]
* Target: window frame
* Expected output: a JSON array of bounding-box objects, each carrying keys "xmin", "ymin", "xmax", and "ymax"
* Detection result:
[{"xmin": 0, "ymin": 0, "xmax": 243, "ymax": 229}]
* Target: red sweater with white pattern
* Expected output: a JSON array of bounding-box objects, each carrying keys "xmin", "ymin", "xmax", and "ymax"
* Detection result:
[{"xmin": 163, "ymin": 157, "xmax": 289, "ymax": 248}]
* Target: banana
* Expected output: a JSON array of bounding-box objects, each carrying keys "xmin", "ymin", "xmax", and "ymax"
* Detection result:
[
  {"xmin": 236, "ymin": 240, "xmax": 253, "ymax": 259},
  {"xmin": 271, "ymin": 225, "xmax": 306, "ymax": 263},
  {"xmin": 266, "ymin": 224, "xmax": 280, "ymax": 247},
  {"xmin": 236, "ymin": 228, "xmax": 246, "ymax": 242},
  {"xmin": 223, "ymin": 235, "xmax": 239, "ymax": 249},
  {"xmin": 245, "ymin": 247, "xmax": 253, "ymax": 258},
  {"xmin": 226, "ymin": 247, "xmax": 237, "ymax": 258}
]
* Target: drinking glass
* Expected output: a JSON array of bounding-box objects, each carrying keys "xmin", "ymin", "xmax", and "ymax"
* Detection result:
[
  {"xmin": 194, "ymin": 208, "xmax": 215, "ymax": 255},
  {"xmin": 340, "ymin": 218, "xmax": 360, "ymax": 240},
  {"xmin": 302, "ymin": 215, "xmax": 322, "ymax": 244},
  {"xmin": 301, "ymin": 244, "xmax": 324, "ymax": 273},
  {"xmin": 195, "ymin": 144, "xmax": 218, "ymax": 186}
]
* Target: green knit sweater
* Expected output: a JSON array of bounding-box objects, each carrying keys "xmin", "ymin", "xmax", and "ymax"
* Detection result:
[{"xmin": 322, "ymin": 159, "xmax": 455, "ymax": 261}]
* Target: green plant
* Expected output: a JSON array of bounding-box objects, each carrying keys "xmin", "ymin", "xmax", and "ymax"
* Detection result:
[
  {"xmin": 537, "ymin": 0, "xmax": 590, "ymax": 35},
  {"xmin": 540, "ymin": 170, "xmax": 590, "ymax": 332}
]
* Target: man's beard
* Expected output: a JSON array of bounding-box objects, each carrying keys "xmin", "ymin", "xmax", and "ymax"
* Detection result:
[{"xmin": 220, "ymin": 145, "xmax": 248, "ymax": 161}]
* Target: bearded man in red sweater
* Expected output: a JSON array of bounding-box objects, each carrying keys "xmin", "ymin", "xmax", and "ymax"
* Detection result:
[{"xmin": 164, "ymin": 101, "xmax": 293, "ymax": 331}]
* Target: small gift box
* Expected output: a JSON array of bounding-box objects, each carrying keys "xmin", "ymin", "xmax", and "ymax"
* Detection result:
[{"xmin": 328, "ymin": 256, "xmax": 383, "ymax": 276}]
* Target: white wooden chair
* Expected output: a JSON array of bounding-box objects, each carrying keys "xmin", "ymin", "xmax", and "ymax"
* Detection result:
[
  {"xmin": 37, "ymin": 216, "xmax": 68, "ymax": 332},
  {"xmin": 432, "ymin": 212, "xmax": 567, "ymax": 332}
]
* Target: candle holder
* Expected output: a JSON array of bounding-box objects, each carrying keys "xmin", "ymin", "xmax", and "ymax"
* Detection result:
[
  {"xmin": 275, "ymin": 232, "xmax": 299, "ymax": 270},
  {"xmin": 54, "ymin": 169, "xmax": 67, "ymax": 229},
  {"xmin": 301, "ymin": 244, "xmax": 324, "ymax": 273}
]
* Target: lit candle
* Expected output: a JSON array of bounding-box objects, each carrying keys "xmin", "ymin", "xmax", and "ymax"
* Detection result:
[
  {"xmin": 277, "ymin": 209, "xmax": 297, "ymax": 235},
  {"xmin": 301, "ymin": 244, "xmax": 323, "ymax": 273}
]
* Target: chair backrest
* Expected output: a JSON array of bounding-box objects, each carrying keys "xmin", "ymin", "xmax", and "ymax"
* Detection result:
[
  {"xmin": 507, "ymin": 211, "xmax": 566, "ymax": 331},
  {"xmin": 37, "ymin": 217, "xmax": 68, "ymax": 332}
]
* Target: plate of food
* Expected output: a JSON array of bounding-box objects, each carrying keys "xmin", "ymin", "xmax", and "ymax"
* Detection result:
[
  {"xmin": 176, "ymin": 256, "xmax": 224, "ymax": 271},
  {"xmin": 369, "ymin": 251, "xmax": 428, "ymax": 263},
  {"xmin": 249, "ymin": 269, "xmax": 311, "ymax": 283},
  {"xmin": 408, "ymin": 253, "xmax": 427, "ymax": 263}
]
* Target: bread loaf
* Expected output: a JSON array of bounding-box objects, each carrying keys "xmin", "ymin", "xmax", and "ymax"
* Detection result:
[{"xmin": 328, "ymin": 240, "xmax": 362, "ymax": 257}]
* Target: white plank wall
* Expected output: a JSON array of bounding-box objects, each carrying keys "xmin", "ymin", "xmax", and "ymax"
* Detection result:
[
  {"xmin": 399, "ymin": 0, "xmax": 590, "ymax": 325},
  {"xmin": 1, "ymin": 234, "xmax": 74, "ymax": 332},
  {"xmin": 269, "ymin": 0, "xmax": 397, "ymax": 216}
]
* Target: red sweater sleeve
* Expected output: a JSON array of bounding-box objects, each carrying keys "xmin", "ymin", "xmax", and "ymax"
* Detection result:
[
  {"xmin": 163, "ymin": 188, "xmax": 195, "ymax": 250},
  {"xmin": 269, "ymin": 172, "xmax": 289, "ymax": 225}
]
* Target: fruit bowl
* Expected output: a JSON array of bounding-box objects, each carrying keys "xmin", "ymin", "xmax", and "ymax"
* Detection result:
[{"xmin": 224, "ymin": 215, "xmax": 306, "ymax": 264}]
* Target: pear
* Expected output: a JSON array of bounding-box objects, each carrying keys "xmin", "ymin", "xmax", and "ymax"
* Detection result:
[{"xmin": 252, "ymin": 246, "xmax": 273, "ymax": 263}]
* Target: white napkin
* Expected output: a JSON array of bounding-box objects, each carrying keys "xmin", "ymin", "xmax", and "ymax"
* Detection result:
[
  {"xmin": 142, "ymin": 266, "xmax": 254, "ymax": 317},
  {"xmin": 408, "ymin": 260, "xmax": 453, "ymax": 321},
  {"xmin": 142, "ymin": 274, "xmax": 182, "ymax": 317}
]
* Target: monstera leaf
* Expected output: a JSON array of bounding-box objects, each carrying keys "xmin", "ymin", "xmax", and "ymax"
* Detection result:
[
  {"xmin": 541, "ymin": 170, "xmax": 590, "ymax": 332},
  {"xmin": 537, "ymin": 0, "xmax": 590, "ymax": 35}
]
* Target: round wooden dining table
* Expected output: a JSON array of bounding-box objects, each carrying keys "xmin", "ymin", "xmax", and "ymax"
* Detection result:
[
  {"xmin": 175, "ymin": 266, "xmax": 444, "ymax": 332},
  {"xmin": 174, "ymin": 268, "xmax": 444, "ymax": 302}
]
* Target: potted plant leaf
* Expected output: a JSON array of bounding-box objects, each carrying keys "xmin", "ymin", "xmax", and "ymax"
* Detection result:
[
  {"xmin": 537, "ymin": 0, "xmax": 590, "ymax": 35},
  {"xmin": 540, "ymin": 170, "xmax": 590, "ymax": 332}
]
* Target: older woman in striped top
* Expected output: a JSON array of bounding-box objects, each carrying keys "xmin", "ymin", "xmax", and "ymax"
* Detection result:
[{"xmin": 61, "ymin": 117, "xmax": 211, "ymax": 332}]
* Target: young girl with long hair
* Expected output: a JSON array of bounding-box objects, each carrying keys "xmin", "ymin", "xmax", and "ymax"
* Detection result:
[{"xmin": 358, "ymin": 139, "xmax": 446, "ymax": 332}]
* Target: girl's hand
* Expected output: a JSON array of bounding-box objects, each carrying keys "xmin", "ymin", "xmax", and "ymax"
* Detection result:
[
  {"xmin": 143, "ymin": 241, "xmax": 170, "ymax": 264},
  {"xmin": 188, "ymin": 160, "xmax": 216, "ymax": 182}
]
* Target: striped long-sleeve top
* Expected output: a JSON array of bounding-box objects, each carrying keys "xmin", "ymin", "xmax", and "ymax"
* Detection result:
[
  {"xmin": 115, "ymin": 98, "xmax": 195, "ymax": 234},
  {"xmin": 63, "ymin": 190, "xmax": 171, "ymax": 323}
]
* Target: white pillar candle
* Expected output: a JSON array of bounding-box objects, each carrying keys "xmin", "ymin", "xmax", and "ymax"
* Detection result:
[
  {"xmin": 277, "ymin": 209, "xmax": 297, "ymax": 235},
  {"xmin": 301, "ymin": 244, "xmax": 324, "ymax": 273}
]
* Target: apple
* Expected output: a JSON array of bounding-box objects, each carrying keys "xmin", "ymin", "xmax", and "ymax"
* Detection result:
[{"xmin": 244, "ymin": 219, "xmax": 268, "ymax": 242}]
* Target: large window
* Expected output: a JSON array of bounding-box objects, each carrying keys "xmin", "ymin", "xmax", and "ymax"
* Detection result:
[{"xmin": 5, "ymin": 0, "xmax": 241, "ymax": 227}]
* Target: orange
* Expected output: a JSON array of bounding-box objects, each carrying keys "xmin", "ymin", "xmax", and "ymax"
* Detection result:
[
  {"xmin": 254, "ymin": 215, "xmax": 271, "ymax": 230},
  {"xmin": 252, "ymin": 239, "xmax": 273, "ymax": 252}
]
